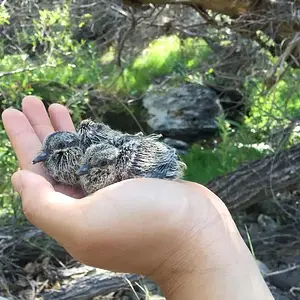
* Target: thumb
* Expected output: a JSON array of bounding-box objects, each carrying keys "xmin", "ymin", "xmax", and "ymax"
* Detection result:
[
  {"xmin": 12, "ymin": 169, "xmax": 54, "ymax": 198},
  {"xmin": 11, "ymin": 170, "xmax": 81, "ymax": 244}
]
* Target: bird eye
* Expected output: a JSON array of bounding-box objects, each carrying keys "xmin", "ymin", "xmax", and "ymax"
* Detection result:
[
  {"xmin": 100, "ymin": 159, "xmax": 108, "ymax": 167},
  {"xmin": 57, "ymin": 142, "xmax": 66, "ymax": 149}
]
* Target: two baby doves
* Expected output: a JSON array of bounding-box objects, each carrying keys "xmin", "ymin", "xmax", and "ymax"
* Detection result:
[{"xmin": 33, "ymin": 120, "xmax": 187, "ymax": 195}]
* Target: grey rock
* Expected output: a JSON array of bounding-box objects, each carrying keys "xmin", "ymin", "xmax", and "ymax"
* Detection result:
[
  {"xmin": 268, "ymin": 264, "xmax": 300, "ymax": 291},
  {"xmin": 268, "ymin": 285, "xmax": 291, "ymax": 300},
  {"xmin": 143, "ymin": 83, "xmax": 223, "ymax": 142},
  {"xmin": 258, "ymin": 214, "xmax": 278, "ymax": 232},
  {"xmin": 244, "ymin": 222, "xmax": 261, "ymax": 237},
  {"xmin": 256, "ymin": 259, "xmax": 271, "ymax": 278}
]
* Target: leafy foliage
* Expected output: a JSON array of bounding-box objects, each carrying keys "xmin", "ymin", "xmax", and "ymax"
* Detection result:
[
  {"xmin": 117, "ymin": 36, "xmax": 211, "ymax": 94},
  {"xmin": 0, "ymin": 6, "xmax": 10, "ymax": 26},
  {"xmin": 0, "ymin": 125, "xmax": 17, "ymax": 214},
  {"xmin": 182, "ymin": 119, "xmax": 272, "ymax": 184},
  {"xmin": 246, "ymin": 70, "xmax": 300, "ymax": 135}
]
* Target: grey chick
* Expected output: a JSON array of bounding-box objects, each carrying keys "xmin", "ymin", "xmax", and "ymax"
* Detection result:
[
  {"xmin": 77, "ymin": 119, "xmax": 124, "ymax": 149},
  {"xmin": 77, "ymin": 119, "xmax": 161, "ymax": 149},
  {"xmin": 76, "ymin": 135, "xmax": 187, "ymax": 195},
  {"xmin": 32, "ymin": 131, "xmax": 84, "ymax": 186}
]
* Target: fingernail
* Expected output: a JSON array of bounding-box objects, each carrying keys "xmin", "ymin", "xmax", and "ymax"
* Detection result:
[{"xmin": 11, "ymin": 171, "xmax": 23, "ymax": 195}]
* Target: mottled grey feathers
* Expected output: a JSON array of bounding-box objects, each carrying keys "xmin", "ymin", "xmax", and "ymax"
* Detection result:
[
  {"xmin": 77, "ymin": 119, "xmax": 123, "ymax": 149},
  {"xmin": 32, "ymin": 131, "xmax": 83, "ymax": 186},
  {"xmin": 78, "ymin": 135, "xmax": 186, "ymax": 195},
  {"xmin": 33, "ymin": 119, "xmax": 186, "ymax": 194}
]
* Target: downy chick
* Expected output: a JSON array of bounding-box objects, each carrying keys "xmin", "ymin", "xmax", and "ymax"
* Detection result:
[
  {"xmin": 32, "ymin": 131, "xmax": 83, "ymax": 186},
  {"xmin": 77, "ymin": 135, "xmax": 186, "ymax": 195},
  {"xmin": 77, "ymin": 119, "xmax": 161, "ymax": 149},
  {"xmin": 77, "ymin": 119, "xmax": 124, "ymax": 149}
]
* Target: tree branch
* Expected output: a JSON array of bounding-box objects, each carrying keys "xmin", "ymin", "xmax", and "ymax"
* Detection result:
[
  {"xmin": 42, "ymin": 272, "xmax": 144, "ymax": 300},
  {"xmin": 0, "ymin": 64, "xmax": 56, "ymax": 78},
  {"xmin": 123, "ymin": 0, "xmax": 300, "ymax": 68},
  {"xmin": 207, "ymin": 143, "xmax": 300, "ymax": 211}
]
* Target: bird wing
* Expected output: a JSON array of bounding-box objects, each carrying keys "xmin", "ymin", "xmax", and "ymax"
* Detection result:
[{"xmin": 132, "ymin": 139, "xmax": 183, "ymax": 179}]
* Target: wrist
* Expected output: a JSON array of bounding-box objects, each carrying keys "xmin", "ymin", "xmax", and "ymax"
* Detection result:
[
  {"xmin": 159, "ymin": 233, "xmax": 274, "ymax": 300},
  {"xmin": 151, "ymin": 183, "xmax": 274, "ymax": 299}
]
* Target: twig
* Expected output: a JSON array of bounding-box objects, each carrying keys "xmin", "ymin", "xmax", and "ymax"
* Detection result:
[
  {"xmin": 42, "ymin": 272, "xmax": 143, "ymax": 300},
  {"xmin": 0, "ymin": 64, "xmax": 56, "ymax": 78},
  {"xmin": 266, "ymin": 32, "xmax": 300, "ymax": 83},
  {"xmin": 115, "ymin": 8, "xmax": 137, "ymax": 67},
  {"xmin": 1, "ymin": 0, "xmax": 8, "ymax": 7},
  {"xmin": 124, "ymin": 277, "xmax": 140, "ymax": 300},
  {"xmin": 265, "ymin": 265, "xmax": 300, "ymax": 277}
]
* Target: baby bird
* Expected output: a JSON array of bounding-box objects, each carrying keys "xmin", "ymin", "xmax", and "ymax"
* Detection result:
[
  {"xmin": 77, "ymin": 135, "xmax": 187, "ymax": 195},
  {"xmin": 32, "ymin": 131, "xmax": 84, "ymax": 186},
  {"xmin": 77, "ymin": 119, "xmax": 161, "ymax": 149},
  {"xmin": 77, "ymin": 119, "xmax": 124, "ymax": 149}
]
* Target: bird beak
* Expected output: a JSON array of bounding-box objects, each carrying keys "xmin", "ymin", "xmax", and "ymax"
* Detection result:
[
  {"xmin": 32, "ymin": 152, "xmax": 49, "ymax": 164},
  {"xmin": 76, "ymin": 165, "xmax": 89, "ymax": 176}
]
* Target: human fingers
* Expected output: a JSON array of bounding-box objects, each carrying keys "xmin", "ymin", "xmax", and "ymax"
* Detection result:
[
  {"xmin": 2, "ymin": 108, "xmax": 49, "ymax": 178},
  {"xmin": 22, "ymin": 96, "xmax": 54, "ymax": 142},
  {"xmin": 48, "ymin": 103, "xmax": 76, "ymax": 132}
]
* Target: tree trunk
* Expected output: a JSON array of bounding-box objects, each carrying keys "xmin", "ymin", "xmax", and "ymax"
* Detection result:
[
  {"xmin": 125, "ymin": 0, "xmax": 252, "ymax": 17},
  {"xmin": 42, "ymin": 272, "xmax": 143, "ymax": 300},
  {"xmin": 124, "ymin": 0, "xmax": 300, "ymax": 67},
  {"xmin": 207, "ymin": 144, "xmax": 300, "ymax": 211}
]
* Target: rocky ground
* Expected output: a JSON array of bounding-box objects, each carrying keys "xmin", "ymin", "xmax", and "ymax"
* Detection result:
[{"xmin": 1, "ymin": 210, "xmax": 300, "ymax": 300}]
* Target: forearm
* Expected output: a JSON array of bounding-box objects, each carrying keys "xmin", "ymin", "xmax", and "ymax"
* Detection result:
[
  {"xmin": 153, "ymin": 188, "xmax": 274, "ymax": 300},
  {"xmin": 165, "ymin": 272, "xmax": 273, "ymax": 300},
  {"xmin": 162, "ymin": 239, "xmax": 274, "ymax": 300}
]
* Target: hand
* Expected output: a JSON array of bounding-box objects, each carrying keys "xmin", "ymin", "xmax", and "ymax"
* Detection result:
[
  {"xmin": 2, "ymin": 97, "xmax": 217, "ymax": 271},
  {"xmin": 2, "ymin": 96, "xmax": 84, "ymax": 198},
  {"xmin": 2, "ymin": 96, "xmax": 273, "ymax": 299}
]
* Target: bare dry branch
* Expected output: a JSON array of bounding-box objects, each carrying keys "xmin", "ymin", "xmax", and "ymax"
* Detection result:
[
  {"xmin": 207, "ymin": 143, "xmax": 300, "ymax": 211},
  {"xmin": 0, "ymin": 64, "xmax": 56, "ymax": 78}
]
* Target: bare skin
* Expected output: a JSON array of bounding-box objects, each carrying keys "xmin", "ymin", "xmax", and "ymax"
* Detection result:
[{"xmin": 2, "ymin": 96, "xmax": 274, "ymax": 300}]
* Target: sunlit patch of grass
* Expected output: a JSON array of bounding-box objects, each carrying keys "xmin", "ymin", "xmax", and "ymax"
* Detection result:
[
  {"xmin": 182, "ymin": 142, "xmax": 268, "ymax": 184},
  {"xmin": 115, "ymin": 35, "xmax": 211, "ymax": 94},
  {"xmin": 182, "ymin": 146, "xmax": 224, "ymax": 184},
  {"xmin": 183, "ymin": 37, "xmax": 211, "ymax": 69},
  {"xmin": 99, "ymin": 47, "xmax": 115, "ymax": 64},
  {"xmin": 133, "ymin": 35, "xmax": 181, "ymax": 71}
]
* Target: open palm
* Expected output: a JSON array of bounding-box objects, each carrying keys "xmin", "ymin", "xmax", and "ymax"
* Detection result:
[{"xmin": 2, "ymin": 96, "xmax": 84, "ymax": 198}]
